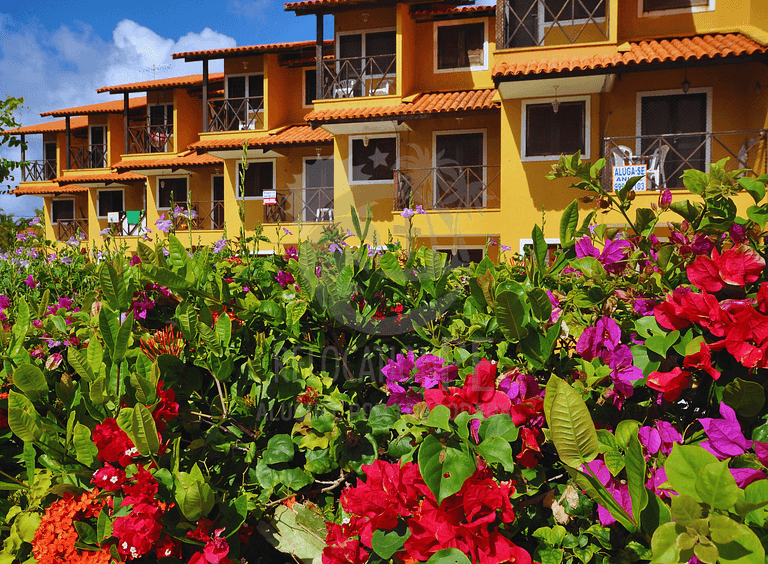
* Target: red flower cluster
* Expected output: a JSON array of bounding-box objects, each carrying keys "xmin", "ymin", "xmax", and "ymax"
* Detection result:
[
  {"xmin": 686, "ymin": 245, "xmax": 765, "ymax": 292},
  {"xmin": 109, "ymin": 465, "xmax": 166, "ymax": 560},
  {"xmin": 92, "ymin": 418, "xmax": 138, "ymax": 467},
  {"xmin": 324, "ymin": 459, "xmax": 531, "ymax": 564},
  {"xmin": 187, "ymin": 518, "xmax": 232, "ymax": 564},
  {"xmin": 152, "ymin": 380, "xmax": 179, "ymax": 432}
]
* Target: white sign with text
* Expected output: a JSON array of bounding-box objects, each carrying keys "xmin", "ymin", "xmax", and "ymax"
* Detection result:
[{"xmin": 612, "ymin": 164, "xmax": 647, "ymax": 192}]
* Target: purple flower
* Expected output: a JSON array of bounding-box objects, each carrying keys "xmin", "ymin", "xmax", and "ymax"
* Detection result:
[
  {"xmin": 633, "ymin": 298, "xmax": 657, "ymax": 316},
  {"xmin": 400, "ymin": 208, "xmax": 415, "ymax": 219},
  {"xmin": 16, "ymin": 233, "xmax": 27, "ymax": 242},
  {"xmin": 585, "ymin": 459, "xmax": 632, "ymax": 526},
  {"xmin": 99, "ymin": 227, "xmax": 112, "ymax": 237},
  {"xmin": 283, "ymin": 227, "xmax": 293, "ymax": 235},
  {"xmin": 729, "ymin": 223, "xmax": 747, "ymax": 244},
  {"xmin": 130, "ymin": 255, "xmax": 141, "ymax": 266},
  {"xmin": 700, "ymin": 402, "xmax": 752, "ymax": 459},
  {"xmin": 501, "ymin": 244, "xmax": 512, "ymax": 252},
  {"xmin": 0, "ymin": 295, "xmax": 10, "ymax": 309},
  {"xmin": 23, "ymin": 275, "xmax": 36, "ymax": 289},
  {"xmin": 638, "ymin": 420, "xmax": 682, "ymax": 457},
  {"xmin": 284, "ymin": 246, "xmax": 299, "ymax": 261},
  {"xmin": 385, "ymin": 381, "xmax": 423, "ymax": 414},
  {"xmin": 66, "ymin": 236, "xmax": 80, "ymax": 247},
  {"xmin": 576, "ymin": 317, "xmax": 621, "ymax": 362},
  {"xmin": 275, "ymin": 270, "xmax": 295, "ymax": 288},
  {"xmin": 315, "ymin": 265, "xmax": 322, "ymax": 278},
  {"xmin": 61, "ymin": 256, "xmax": 73, "ymax": 265},
  {"xmin": 546, "ymin": 290, "xmax": 562, "ymax": 323},
  {"xmin": 155, "ymin": 214, "xmax": 172, "ymax": 233},
  {"xmin": 575, "ymin": 236, "xmax": 630, "ymax": 273},
  {"xmin": 328, "ymin": 243, "xmax": 343, "ymax": 253},
  {"xmin": 382, "ymin": 351, "xmax": 416, "ymax": 384},
  {"xmin": 604, "ymin": 345, "xmax": 643, "ymax": 397},
  {"xmin": 213, "ymin": 238, "xmax": 227, "ymax": 254},
  {"xmin": 414, "ymin": 205, "xmax": 426, "ymax": 215},
  {"xmin": 414, "ymin": 354, "xmax": 458, "ymax": 389},
  {"xmin": 730, "ymin": 468, "xmax": 765, "ymax": 488},
  {"xmin": 30, "ymin": 217, "xmax": 40, "ymax": 226},
  {"xmin": 659, "ymin": 189, "xmax": 672, "ymax": 209}
]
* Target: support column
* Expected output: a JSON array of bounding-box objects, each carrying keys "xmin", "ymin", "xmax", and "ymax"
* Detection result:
[
  {"xmin": 20, "ymin": 134, "xmax": 25, "ymax": 181},
  {"xmin": 203, "ymin": 59, "xmax": 209, "ymax": 133},
  {"xmin": 65, "ymin": 117, "xmax": 71, "ymax": 170},
  {"xmin": 316, "ymin": 15, "xmax": 323, "ymax": 102},
  {"xmin": 124, "ymin": 93, "xmax": 129, "ymax": 155}
]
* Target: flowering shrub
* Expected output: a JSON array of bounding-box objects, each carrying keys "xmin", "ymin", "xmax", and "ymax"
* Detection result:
[{"xmin": 0, "ymin": 156, "xmax": 767, "ymax": 564}]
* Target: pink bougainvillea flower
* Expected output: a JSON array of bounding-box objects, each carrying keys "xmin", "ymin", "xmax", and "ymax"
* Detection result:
[
  {"xmin": 575, "ymin": 236, "xmax": 630, "ymax": 274},
  {"xmin": 584, "ymin": 459, "xmax": 632, "ymax": 526},
  {"xmin": 646, "ymin": 367, "xmax": 690, "ymax": 402},
  {"xmin": 730, "ymin": 468, "xmax": 766, "ymax": 488},
  {"xmin": 576, "ymin": 317, "xmax": 621, "ymax": 362},
  {"xmin": 700, "ymin": 402, "xmax": 752, "ymax": 459},
  {"xmin": 414, "ymin": 354, "xmax": 458, "ymax": 389}
]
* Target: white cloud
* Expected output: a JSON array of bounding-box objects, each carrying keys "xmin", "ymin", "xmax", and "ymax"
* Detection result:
[{"xmin": 0, "ymin": 14, "xmax": 236, "ymax": 218}]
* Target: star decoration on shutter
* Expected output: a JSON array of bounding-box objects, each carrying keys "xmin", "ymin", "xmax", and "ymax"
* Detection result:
[{"xmin": 368, "ymin": 146, "xmax": 389, "ymax": 169}]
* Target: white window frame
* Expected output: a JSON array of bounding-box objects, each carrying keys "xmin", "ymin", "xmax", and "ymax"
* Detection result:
[
  {"xmin": 303, "ymin": 68, "xmax": 316, "ymax": 108},
  {"xmin": 147, "ymin": 103, "xmax": 173, "ymax": 125},
  {"xmin": 303, "ymin": 155, "xmax": 334, "ymax": 222},
  {"xmin": 348, "ymin": 134, "xmax": 399, "ymax": 185},
  {"xmin": 635, "ymin": 86, "xmax": 712, "ymax": 172},
  {"xmin": 336, "ymin": 27, "xmax": 397, "ymax": 79},
  {"xmin": 237, "ymin": 159, "xmax": 276, "ymax": 200},
  {"xmin": 157, "ymin": 175, "xmax": 189, "ymax": 210},
  {"xmin": 51, "ymin": 198, "xmax": 75, "ymax": 225},
  {"xmin": 225, "ymin": 72, "xmax": 265, "ymax": 99},
  {"xmin": 433, "ymin": 18, "xmax": 489, "ymax": 73},
  {"xmin": 96, "ymin": 188, "xmax": 125, "ymax": 219},
  {"xmin": 432, "ymin": 128, "xmax": 487, "ymax": 208},
  {"xmin": 638, "ymin": 0, "xmax": 714, "ymax": 17},
  {"xmin": 521, "ymin": 95, "xmax": 591, "ymax": 161},
  {"xmin": 519, "ymin": 237, "xmax": 561, "ymax": 256}
]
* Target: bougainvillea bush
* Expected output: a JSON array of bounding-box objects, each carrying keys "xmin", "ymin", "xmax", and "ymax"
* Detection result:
[{"xmin": 1, "ymin": 155, "xmax": 768, "ymax": 564}]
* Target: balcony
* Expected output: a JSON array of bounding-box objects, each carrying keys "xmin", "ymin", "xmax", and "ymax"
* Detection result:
[
  {"xmin": 109, "ymin": 211, "xmax": 148, "ymax": 237},
  {"xmin": 208, "ymin": 97, "xmax": 264, "ymax": 132},
  {"xmin": 56, "ymin": 219, "xmax": 88, "ymax": 241},
  {"xmin": 128, "ymin": 124, "xmax": 174, "ymax": 154},
  {"xmin": 320, "ymin": 55, "xmax": 396, "ymax": 99},
  {"xmin": 263, "ymin": 187, "xmax": 334, "ymax": 224},
  {"xmin": 394, "ymin": 166, "xmax": 501, "ymax": 211},
  {"xmin": 603, "ymin": 129, "xmax": 768, "ymax": 191},
  {"xmin": 171, "ymin": 201, "xmax": 225, "ymax": 231},
  {"xmin": 22, "ymin": 160, "xmax": 56, "ymax": 182},
  {"xmin": 501, "ymin": 0, "xmax": 608, "ymax": 49},
  {"xmin": 69, "ymin": 145, "xmax": 108, "ymax": 169}
]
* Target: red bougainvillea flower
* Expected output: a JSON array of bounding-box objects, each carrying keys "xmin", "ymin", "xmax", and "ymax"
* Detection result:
[
  {"xmin": 323, "ymin": 523, "xmax": 370, "ymax": 564},
  {"xmin": 91, "ymin": 464, "xmax": 126, "ymax": 492},
  {"xmin": 646, "ymin": 367, "xmax": 691, "ymax": 401},
  {"xmin": 687, "ymin": 245, "xmax": 765, "ymax": 293},
  {"xmin": 425, "ymin": 360, "xmax": 511, "ymax": 419},
  {"xmin": 516, "ymin": 427, "xmax": 542, "ymax": 469},
  {"xmin": 155, "ymin": 535, "xmax": 182, "ymax": 559},
  {"xmin": 683, "ymin": 342, "xmax": 721, "ymax": 380},
  {"xmin": 152, "ymin": 381, "xmax": 179, "ymax": 432},
  {"xmin": 92, "ymin": 418, "xmax": 138, "ymax": 467}
]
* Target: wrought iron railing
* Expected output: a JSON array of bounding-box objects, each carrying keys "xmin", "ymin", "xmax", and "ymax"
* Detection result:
[
  {"xmin": 69, "ymin": 144, "xmax": 108, "ymax": 169},
  {"xmin": 263, "ymin": 187, "xmax": 334, "ymax": 224},
  {"xmin": 320, "ymin": 55, "xmax": 396, "ymax": 99},
  {"xmin": 393, "ymin": 166, "xmax": 501, "ymax": 211},
  {"xmin": 171, "ymin": 201, "xmax": 225, "ymax": 231},
  {"xmin": 502, "ymin": 0, "xmax": 608, "ymax": 49},
  {"xmin": 128, "ymin": 124, "xmax": 174, "ymax": 154},
  {"xmin": 603, "ymin": 129, "xmax": 768, "ymax": 191},
  {"xmin": 56, "ymin": 219, "xmax": 88, "ymax": 241},
  {"xmin": 208, "ymin": 97, "xmax": 264, "ymax": 132},
  {"xmin": 22, "ymin": 160, "xmax": 56, "ymax": 182}
]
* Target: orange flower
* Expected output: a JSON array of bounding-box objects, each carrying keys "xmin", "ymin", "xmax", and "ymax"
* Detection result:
[{"xmin": 140, "ymin": 326, "xmax": 185, "ymax": 361}]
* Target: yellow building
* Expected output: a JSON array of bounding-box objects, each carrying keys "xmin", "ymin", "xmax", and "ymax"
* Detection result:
[{"xmin": 11, "ymin": 0, "xmax": 768, "ymax": 262}]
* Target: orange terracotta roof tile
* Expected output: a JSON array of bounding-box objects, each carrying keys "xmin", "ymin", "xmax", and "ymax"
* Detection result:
[
  {"xmin": 54, "ymin": 172, "xmax": 145, "ymax": 185},
  {"xmin": 97, "ymin": 73, "xmax": 225, "ymax": 94},
  {"xmin": 304, "ymin": 89, "xmax": 498, "ymax": 123},
  {"xmin": 173, "ymin": 40, "xmax": 333, "ymax": 60},
  {"xmin": 493, "ymin": 33, "xmax": 768, "ymax": 79},
  {"xmin": 189, "ymin": 124, "xmax": 333, "ymax": 151},
  {"xmin": 113, "ymin": 152, "xmax": 223, "ymax": 170},
  {"xmin": 13, "ymin": 184, "xmax": 87, "ymax": 195},
  {"xmin": 5, "ymin": 116, "xmax": 88, "ymax": 135},
  {"xmin": 40, "ymin": 97, "xmax": 147, "ymax": 117},
  {"xmin": 411, "ymin": 4, "xmax": 494, "ymax": 16},
  {"xmin": 286, "ymin": 0, "xmax": 473, "ymax": 12}
]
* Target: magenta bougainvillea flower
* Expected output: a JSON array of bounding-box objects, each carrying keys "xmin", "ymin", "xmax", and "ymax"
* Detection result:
[
  {"xmin": 699, "ymin": 402, "xmax": 753, "ymax": 459},
  {"xmin": 575, "ymin": 236, "xmax": 630, "ymax": 273}
]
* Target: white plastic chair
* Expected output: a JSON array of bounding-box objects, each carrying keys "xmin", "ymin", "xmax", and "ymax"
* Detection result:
[
  {"xmin": 647, "ymin": 145, "xmax": 669, "ymax": 190},
  {"xmin": 609, "ymin": 145, "xmax": 634, "ymax": 167},
  {"xmin": 333, "ymin": 79, "xmax": 357, "ymax": 98}
]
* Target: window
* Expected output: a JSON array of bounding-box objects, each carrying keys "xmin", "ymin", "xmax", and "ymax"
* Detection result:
[
  {"xmin": 304, "ymin": 157, "xmax": 334, "ymax": 222},
  {"xmin": 435, "ymin": 247, "xmax": 484, "ymax": 268},
  {"xmin": 436, "ymin": 21, "xmax": 486, "ymax": 71},
  {"xmin": 97, "ymin": 190, "xmax": 124, "ymax": 217},
  {"xmin": 44, "ymin": 142, "xmax": 57, "ymax": 180},
  {"xmin": 226, "ymin": 74, "xmax": 264, "ymax": 130},
  {"xmin": 239, "ymin": 161, "xmax": 274, "ymax": 198},
  {"xmin": 642, "ymin": 0, "xmax": 711, "ymax": 13},
  {"xmin": 304, "ymin": 69, "xmax": 316, "ymax": 106},
  {"xmin": 148, "ymin": 103, "xmax": 173, "ymax": 152},
  {"xmin": 521, "ymin": 239, "xmax": 562, "ymax": 267},
  {"xmin": 350, "ymin": 136, "xmax": 397, "ymax": 183},
  {"xmin": 505, "ymin": 0, "xmax": 606, "ymax": 48},
  {"xmin": 89, "ymin": 126, "xmax": 107, "ymax": 168},
  {"xmin": 51, "ymin": 200, "xmax": 74, "ymax": 224},
  {"xmin": 335, "ymin": 29, "xmax": 396, "ymax": 97},
  {"xmin": 158, "ymin": 177, "xmax": 188, "ymax": 209},
  {"xmin": 434, "ymin": 131, "xmax": 486, "ymax": 209},
  {"xmin": 522, "ymin": 98, "xmax": 589, "ymax": 160}
]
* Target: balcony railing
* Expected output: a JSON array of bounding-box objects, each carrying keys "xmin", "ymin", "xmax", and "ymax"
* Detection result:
[
  {"xmin": 263, "ymin": 187, "xmax": 334, "ymax": 224},
  {"xmin": 502, "ymin": 0, "xmax": 608, "ymax": 49},
  {"xmin": 603, "ymin": 129, "xmax": 768, "ymax": 191},
  {"xmin": 394, "ymin": 166, "xmax": 501, "ymax": 211},
  {"xmin": 56, "ymin": 219, "xmax": 87, "ymax": 241},
  {"xmin": 208, "ymin": 97, "xmax": 264, "ymax": 132},
  {"xmin": 22, "ymin": 160, "xmax": 56, "ymax": 182},
  {"xmin": 69, "ymin": 144, "xmax": 108, "ymax": 169},
  {"xmin": 108, "ymin": 211, "xmax": 148, "ymax": 237},
  {"xmin": 171, "ymin": 201, "xmax": 225, "ymax": 231},
  {"xmin": 128, "ymin": 124, "xmax": 174, "ymax": 154},
  {"xmin": 320, "ymin": 55, "xmax": 396, "ymax": 99}
]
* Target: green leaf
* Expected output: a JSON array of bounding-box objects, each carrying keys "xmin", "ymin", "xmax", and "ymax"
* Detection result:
[
  {"xmin": 131, "ymin": 403, "xmax": 160, "ymax": 456},
  {"xmin": 73, "ymin": 423, "xmax": 97, "ymax": 467},
  {"xmin": 716, "ymin": 524, "xmax": 765, "ymax": 564},
  {"xmin": 694, "ymin": 541, "xmax": 719, "ymax": 564},
  {"xmin": 695, "ymin": 460, "xmax": 739, "ymax": 510},
  {"xmin": 650, "ymin": 522, "xmax": 682, "ymax": 564},
  {"xmin": 112, "ymin": 312, "xmax": 133, "ymax": 363},
  {"xmin": 13, "ymin": 364, "xmax": 48, "ymax": 402},
  {"xmin": 478, "ymin": 414, "xmax": 518, "ymax": 442},
  {"xmin": 136, "ymin": 240, "xmax": 157, "ymax": 266},
  {"xmin": 738, "ymin": 177, "xmax": 766, "ymax": 203},
  {"xmin": 564, "ymin": 463, "xmax": 636, "ymax": 531},
  {"xmin": 426, "ymin": 548, "xmax": 472, "ymax": 564},
  {"xmin": 426, "ymin": 404, "xmax": 451, "ymax": 431},
  {"xmin": 476, "ymin": 436, "xmax": 515, "ymax": 472},
  {"xmin": 746, "ymin": 205, "xmax": 768, "ymax": 229},
  {"xmin": 722, "ymin": 378, "xmax": 765, "ymax": 418},
  {"xmin": 176, "ymin": 302, "xmax": 196, "ymax": 342},
  {"xmin": 7, "ymin": 390, "xmax": 41, "ymax": 442},
  {"xmin": 167, "ymin": 234, "xmax": 189, "ymax": 270},
  {"xmin": 670, "ymin": 495, "xmax": 701, "ymax": 527},
  {"xmin": 372, "ymin": 527, "xmax": 411, "ymax": 560},
  {"xmin": 531, "ymin": 225, "xmax": 547, "ymax": 273},
  {"xmin": 141, "ymin": 265, "xmax": 190, "ymax": 291},
  {"xmin": 87, "ymin": 338, "xmax": 104, "ymax": 376},
  {"xmin": 89, "ymin": 376, "xmax": 107, "ymax": 405},
  {"xmin": 197, "ymin": 322, "xmax": 222, "ymax": 356},
  {"xmin": 570, "ymin": 257, "xmax": 606, "ymax": 280},
  {"xmin": 544, "ymin": 376, "xmax": 598, "ymax": 468},
  {"xmin": 626, "ymin": 433, "xmax": 648, "ymax": 521},
  {"xmin": 263, "ymin": 434, "xmax": 295, "ymax": 464},
  {"xmin": 528, "ymin": 288, "xmax": 553, "ymax": 323},
  {"xmin": 380, "ymin": 252, "xmax": 407, "ymax": 285},
  {"xmin": 642, "ymin": 488, "xmax": 672, "ymax": 536},
  {"xmin": 709, "ymin": 515, "xmax": 746, "ymax": 545},
  {"xmin": 418, "ymin": 434, "xmax": 476, "ymax": 504},
  {"xmin": 560, "ymin": 200, "xmax": 579, "ymax": 244},
  {"xmin": 98, "ymin": 308, "xmax": 119, "ymax": 357},
  {"xmin": 99, "ymin": 262, "xmax": 127, "ymax": 312},
  {"xmin": 215, "ymin": 313, "xmax": 232, "ymax": 349},
  {"xmin": 68, "ymin": 347, "xmax": 95, "ymax": 383},
  {"xmin": 664, "ymin": 444, "xmax": 718, "ymax": 501},
  {"xmin": 635, "ymin": 207, "xmax": 658, "ymax": 236},
  {"xmin": 495, "ymin": 290, "xmax": 529, "ymax": 342},
  {"xmin": 36, "ymin": 289, "xmax": 50, "ymax": 320},
  {"xmin": 257, "ymin": 504, "xmax": 326, "ymax": 564}
]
